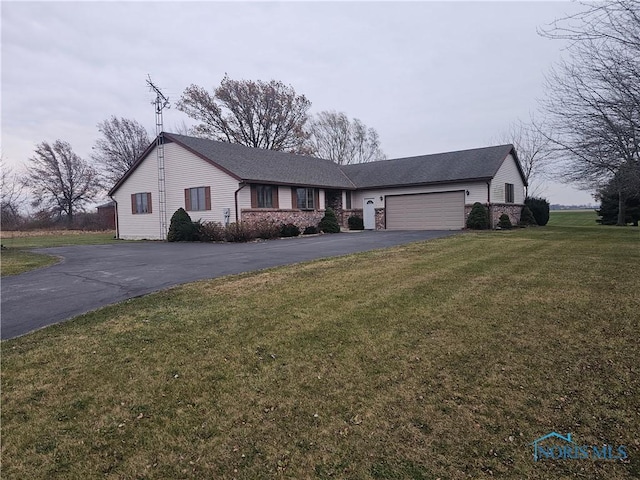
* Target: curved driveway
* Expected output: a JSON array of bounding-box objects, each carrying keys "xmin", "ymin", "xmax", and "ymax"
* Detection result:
[{"xmin": 1, "ymin": 230, "xmax": 457, "ymax": 339}]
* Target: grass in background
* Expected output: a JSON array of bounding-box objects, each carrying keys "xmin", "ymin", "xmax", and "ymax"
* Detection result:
[
  {"xmin": 0, "ymin": 230, "xmax": 117, "ymax": 249},
  {"xmin": 0, "ymin": 231, "xmax": 118, "ymax": 276},
  {"xmin": 0, "ymin": 250, "xmax": 59, "ymax": 276},
  {"xmin": 548, "ymin": 209, "xmax": 599, "ymax": 227},
  {"xmin": 2, "ymin": 226, "xmax": 638, "ymax": 479}
]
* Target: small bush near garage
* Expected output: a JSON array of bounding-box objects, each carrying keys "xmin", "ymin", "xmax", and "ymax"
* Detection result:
[
  {"xmin": 168, "ymin": 208, "xmax": 198, "ymax": 242},
  {"xmin": 319, "ymin": 207, "xmax": 341, "ymax": 233},
  {"xmin": 280, "ymin": 223, "xmax": 301, "ymax": 237},
  {"xmin": 525, "ymin": 197, "xmax": 550, "ymax": 226},
  {"xmin": 498, "ymin": 213, "xmax": 512, "ymax": 230},
  {"xmin": 303, "ymin": 226, "xmax": 318, "ymax": 235},
  {"xmin": 348, "ymin": 215, "xmax": 364, "ymax": 230},
  {"xmin": 466, "ymin": 202, "xmax": 490, "ymax": 230},
  {"xmin": 519, "ymin": 205, "xmax": 537, "ymax": 226}
]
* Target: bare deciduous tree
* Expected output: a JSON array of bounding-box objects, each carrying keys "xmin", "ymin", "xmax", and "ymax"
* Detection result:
[
  {"xmin": 1, "ymin": 158, "xmax": 24, "ymax": 229},
  {"xmin": 92, "ymin": 116, "xmax": 151, "ymax": 186},
  {"xmin": 499, "ymin": 118, "xmax": 553, "ymax": 198},
  {"xmin": 24, "ymin": 140, "xmax": 101, "ymax": 226},
  {"xmin": 177, "ymin": 75, "xmax": 312, "ymax": 153},
  {"xmin": 308, "ymin": 111, "xmax": 386, "ymax": 165},
  {"xmin": 540, "ymin": 0, "xmax": 640, "ymax": 225}
]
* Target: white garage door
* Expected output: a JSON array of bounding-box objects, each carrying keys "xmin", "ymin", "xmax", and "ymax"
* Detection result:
[{"xmin": 386, "ymin": 191, "xmax": 465, "ymax": 230}]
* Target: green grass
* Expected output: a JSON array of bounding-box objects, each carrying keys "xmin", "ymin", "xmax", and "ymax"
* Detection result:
[
  {"xmin": 0, "ymin": 231, "xmax": 118, "ymax": 276},
  {"xmin": 0, "ymin": 230, "xmax": 117, "ymax": 249},
  {"xmin": 0, "ymin": 249, "xmax": 60, "ymax": 276},
  {"xmin": 2, "ymin": 226, "xmax": 639, "ymax": 479},
  {"xmin": 548, "ymin": 209, "xmax": 599, "ymax": 227}
]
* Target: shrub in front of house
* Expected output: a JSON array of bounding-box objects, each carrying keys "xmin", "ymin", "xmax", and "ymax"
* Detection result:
[
  {"xmin": 252, "ymin": 220, "xmax": 281, "ymax": 240},
  {"xmin": 319, "ymin": 207, "xmax": 341, "ymax": 233},
  {"xmin": 167, "ymin": 208, "xmax": 198, "ymax": 241},
  {"xmin": 198, "ymin": 221, "xmax": 226, "ymax": 242},
  {"xmin": 348, "ymin": 215, "xmax": 364, "ymax": 230},
  {"xmin": 224, "ymin": 223, "xmax": 257, "ymax": 242},
  {"xmin": 525, "ymin": 196, "xmax": 550, "ymax": 226},
  {"xmin": 303, "ymin": 225, "xmax": 318, "ymax": 235},
  {"xmin": 280, "ymin": 223, "xmax": 301, "ymax": 237},
  {"xmin": 519, "ymin": 205, "xmax": 537, "ymax": 226},
  {"xmin": 498, "ymin": 213, "xmax": 512, "ymax": 229},
  {"xmin": 466, "ymin": 202, "xmax": 490, "ymax": 230}
]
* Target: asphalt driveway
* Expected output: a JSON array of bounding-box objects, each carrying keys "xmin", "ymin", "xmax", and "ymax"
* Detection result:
[{"xmin": 1, "ymin": 230, "xmax": 457, "ymax": 339}]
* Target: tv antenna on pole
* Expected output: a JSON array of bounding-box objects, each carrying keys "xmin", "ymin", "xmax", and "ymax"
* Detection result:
[{"xmin": 146, "ymin": 75, "xmax": 170, "ymax": 239}]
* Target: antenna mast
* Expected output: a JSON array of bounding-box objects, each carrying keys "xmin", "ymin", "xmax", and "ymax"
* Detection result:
[{"xmin": 146, "ymin": 75, "xmax": 170, "ymax": 239}]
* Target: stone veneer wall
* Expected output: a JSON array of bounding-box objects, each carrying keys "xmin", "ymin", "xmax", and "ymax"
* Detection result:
[
  {"xmin": 342, "ymin": 209, "xmax": 363, "ymax": 227},
  {"xmin": 241, "ymin": 209, "xmax": 324, "ymax": 229},
  {"xmin": 490, "ymin": 203, "xmax": 523, "ymax": 228},
  {"xmin": 464, "ymin": 203, "xmax": 523, "ymax": 228},
  {"xmin": 375, "ymin": 208, "xmax": 385, "ymax": 230}
]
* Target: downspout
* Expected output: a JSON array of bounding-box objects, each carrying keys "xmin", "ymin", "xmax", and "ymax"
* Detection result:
[
  {"xmin": 234, "ymin": 182, "xmax": 246, "ymax": 223},
  {"xmin": 486, "ymin": 181, "xmax": 493, "ymax": 229},
  {"xmin": 109, "ymin": 196, "xmax": 119, "ymax": 239}
]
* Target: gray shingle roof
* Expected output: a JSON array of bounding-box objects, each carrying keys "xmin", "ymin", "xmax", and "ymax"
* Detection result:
[
  {"xmin": 166, "ymin": 133, "xmax": 355, "ymax": 189},
  {"xmin": 109, "ymin": 133, "xmax": 523, "ymax": 196},
  {"xmin": 340, "ymin": 144, "xmax": 518, "ymax": 189}
]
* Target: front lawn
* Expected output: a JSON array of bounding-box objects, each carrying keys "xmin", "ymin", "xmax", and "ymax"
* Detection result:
[
  {"xmin": 1, "ymin": 226, "xmax": 638, "ymax": 479},
  {"xmin": 0, "ymin": 231, "xmax": 118, "ymax": 276}
]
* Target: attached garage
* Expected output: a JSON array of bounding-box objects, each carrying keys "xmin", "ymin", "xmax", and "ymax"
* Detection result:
[{"xmin": 385, "ymin": 191, "xmax": 465, "ymax": 230}]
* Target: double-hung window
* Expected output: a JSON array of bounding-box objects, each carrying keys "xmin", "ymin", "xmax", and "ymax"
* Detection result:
[
  {"xmin": 296, "ymin": 187, "xmax": 315, "ymax": 210},
  {"xmin": 250, "ymin": 184, "xmax": 279, "ymax": 208},
  {"xmin": 131, "ymin": 192, "xmax": 151, "ymax": 214},
  {"xmin": 505, "ymin": 183, "xmax": 515, "ymax": 203},
  {"xmin": 256, "ymin": 185, "xmax": 274, "ymax": 208},
  {"xmin": 185, "ymin": 186, "xmax": 211, "ymax": 211}
]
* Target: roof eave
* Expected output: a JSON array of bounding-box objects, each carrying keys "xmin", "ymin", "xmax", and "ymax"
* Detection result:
[{"xmin": 354, "ymin": 177, "xmax": 494, "ymax": 190}]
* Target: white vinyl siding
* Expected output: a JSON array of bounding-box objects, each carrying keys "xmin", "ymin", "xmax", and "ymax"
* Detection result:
[
  {"xmin": 113, "ymin": 143, "xmax": 244, "ymax": 240},
  {"xmin": 112, "ymin": 151, "xmax": 161, "ymax": 240},
  {"xmin": 386, "ymin": 191, "xmax": 465, "ymax": 230},
  {"xmin": 491, "ymin": 154, "xmax": 525, "ymax": 204}
]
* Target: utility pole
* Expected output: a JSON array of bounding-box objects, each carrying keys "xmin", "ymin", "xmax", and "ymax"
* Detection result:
[{"xmin": 146, "ymin": 75, "xmax": 170, "ymax": 239}]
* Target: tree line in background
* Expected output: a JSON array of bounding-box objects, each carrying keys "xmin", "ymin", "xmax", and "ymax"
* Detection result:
[{"xmin": 1, "ymin": 79, "xmax": 386, "ymax": 229}]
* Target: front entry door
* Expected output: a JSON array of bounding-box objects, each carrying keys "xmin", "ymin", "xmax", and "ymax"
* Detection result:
[{"xmin": 363, "ymin": 198, "xmax": 375, "ymax": 230}]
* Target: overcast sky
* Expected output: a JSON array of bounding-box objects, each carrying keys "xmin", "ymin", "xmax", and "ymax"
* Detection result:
[{"xmin": 2, "ymin": 1, "xmax": 597, "ymax": 205}]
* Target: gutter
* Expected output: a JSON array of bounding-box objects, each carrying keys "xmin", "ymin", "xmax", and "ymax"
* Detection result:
[
  {"xmin": 234, "ymin": 182, "xmax": 246, "ymax": 223},
  {"xmin": 486, "ymin": 181, "xmax": 493, "ymax": 229}
]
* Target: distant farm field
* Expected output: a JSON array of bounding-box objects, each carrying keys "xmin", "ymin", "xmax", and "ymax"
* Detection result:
[
  {"xmin": 2, "ymin": 225, "xmax": 638, "ymax": 479},
  {"xmin": 547, "ymin": 209, "xmax": 599, "ymax": 227}
]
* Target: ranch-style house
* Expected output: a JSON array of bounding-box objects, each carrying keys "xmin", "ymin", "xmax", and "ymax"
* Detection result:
[{"xmin": 108, "ymin": 132, "xmax": 527, "ymax": 240}]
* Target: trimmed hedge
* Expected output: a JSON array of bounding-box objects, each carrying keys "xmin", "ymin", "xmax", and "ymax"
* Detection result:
[
  {"xmin": 280, "ymin": 223, "xmax": 301, "ymax": 237},
  {"xmin": 498, "ymin": 213, "xmax": 512, "ymax": 230},
  {"xmin": 348, "ymin": 215, "xmax": 364, "ymax": 230},
  {"xmin": 519, "ymin": 205, "xmax": 537, "ymax": 226},
  {"xmin": 525, "ymin": 197, "xmax": 550, "ymax": 226},
  {"xmin": 167, "ymin": 208, "xmax": 198, "ymax": 242},
  {"xmin": 319, "ymin": 207, "xmax": 340, "ymax": 233},
  {"xmin": 466, "ymin": 202, "xmax": 490, "ymax": 230}
]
